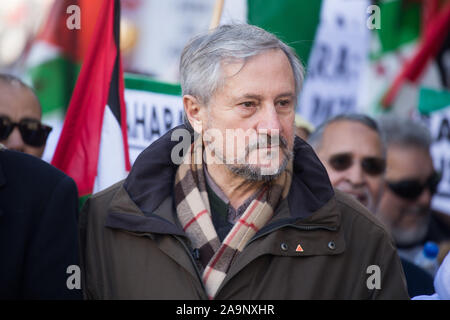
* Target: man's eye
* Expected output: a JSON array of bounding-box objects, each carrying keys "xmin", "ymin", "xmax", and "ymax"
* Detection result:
[
  {"xmin": 277, "ymin": 99, "xmax": 291, "ymax": 107},
  {"xmin": 240, "ymin": 101, "xmax": 255, "ymax": 108}
]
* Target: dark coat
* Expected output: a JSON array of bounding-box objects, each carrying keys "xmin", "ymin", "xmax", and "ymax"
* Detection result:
[
  {"xmin": 0, "ymin": 149, "xmax": 82, "ymax": 299},
  {"xmin": 80, "ymin": 126, "xmax": 409, "ymax": 299}
]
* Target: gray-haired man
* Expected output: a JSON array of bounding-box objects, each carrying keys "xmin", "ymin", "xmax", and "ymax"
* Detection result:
[
  {"xmin": 376, "ymin": 116, "xmax": 450, "ymax": 259},
  {"xmin": 308, "ymin": 114, "xmax": 386, "ymax": 213},
  {"xmin": 80, "ymin": 24, "xmax": 408, "ymax": 299},
  {"xmin": 308, "ymin": 114, "xmax": 435, "ymax": 297}
]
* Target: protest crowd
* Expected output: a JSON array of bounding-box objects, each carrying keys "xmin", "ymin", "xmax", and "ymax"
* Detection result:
[{"xmin": 0, "ymin": 0, "xmax": 450, "ymax": 301}]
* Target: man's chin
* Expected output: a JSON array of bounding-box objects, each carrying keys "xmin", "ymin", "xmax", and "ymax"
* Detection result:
[
  {"xmin": 337, "ymin": 189, "xmax": 371, "ymax": 208},
  {"xmin": 227, "ymin": 158, "xmax": 288, "ymax": 182},
  {"xmin": 393, "ymin": 224, "xmax": 428, "ymax": 247}
]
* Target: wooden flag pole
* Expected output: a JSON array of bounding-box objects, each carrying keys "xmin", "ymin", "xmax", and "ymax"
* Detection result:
[{"xmin": 209, "ymin": 0, "xmax": 225, "ymax": 30}]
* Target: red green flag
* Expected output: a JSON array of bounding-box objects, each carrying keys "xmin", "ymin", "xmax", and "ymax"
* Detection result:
[{"xmin": 52, "ymin": 0, "xmax": 131, "ymax": 197}]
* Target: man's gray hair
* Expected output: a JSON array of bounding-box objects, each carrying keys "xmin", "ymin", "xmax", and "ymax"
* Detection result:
[
  {"xmin": 179, "ymin": 24, "xmax": 305, "ymax": 106},
  {"xmin": 308, "ymin": 113, "xmax": 386, "ymax": 155},
  {"xmin": 377, "ymin": 115, "xmax": 432, "ymax": 150}
]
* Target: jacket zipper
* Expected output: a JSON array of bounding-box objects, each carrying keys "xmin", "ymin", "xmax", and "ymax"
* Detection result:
[{"xmin": 173, "ymin": 235, "xmax": 208, "ymax": 298}]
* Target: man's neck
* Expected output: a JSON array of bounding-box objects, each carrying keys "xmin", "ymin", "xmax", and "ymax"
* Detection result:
[{"xmin": 205, "ymin": 162, "xmax": 265, "ymax": 210}]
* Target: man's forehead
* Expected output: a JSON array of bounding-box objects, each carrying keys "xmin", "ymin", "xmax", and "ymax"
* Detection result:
[
  {"xmin": 321, "ymin": 120, "xmax": 383, "ymax": 155},
  {"xmin": 217, "ymin": 49, "xmax": 295, "ymax": 97},
  {"xmin": 386, "ymin": 144, "xmax": 433, "ymax": 178},
  {"xmin": 0, "ymin": 83, "xmax": 41, "ymax": 119}
]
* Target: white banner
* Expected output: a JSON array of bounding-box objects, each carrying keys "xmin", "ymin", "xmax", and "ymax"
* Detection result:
[
  {"xmin": 124, "ymin": 76, "xmax": 184, "ymax": 164},
  {"xmin": 429, "ymin": 107, "xmax": 450, "ymax": 214},
  {"xmin": 298, "ymin": 0, "xmax": 370, "ymax": 127},
  {"xmin": 121, "ymin": 0, "xmax": 247, "ymax": 83}
]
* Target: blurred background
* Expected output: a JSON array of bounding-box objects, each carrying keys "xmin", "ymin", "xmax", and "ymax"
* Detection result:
[{"xmin": 0, "ymin": 0, "xmax": 449, "ymax": 216}]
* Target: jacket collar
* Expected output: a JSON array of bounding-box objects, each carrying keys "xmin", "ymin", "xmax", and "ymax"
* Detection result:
[
  {"xmin": 107, "ymin": 125, "xmax": 337, "ymax": 233},
  {"xmin": 0, "ymin": 150, "xmax": 7, "ymax": 218},
  {"xmin": 0, "ymin": 150, "xmax": 6, "ymax": 188}
]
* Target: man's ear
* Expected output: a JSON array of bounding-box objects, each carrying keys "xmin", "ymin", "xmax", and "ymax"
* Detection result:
[{"xmin": 183, "ymin": 95, "xmax": 205, "ymax": 133}]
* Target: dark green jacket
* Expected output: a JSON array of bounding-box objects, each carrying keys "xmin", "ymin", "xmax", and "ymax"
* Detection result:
[{"xmin": 79, "ymin": 127, "xmax": 409, "ymax": 300}]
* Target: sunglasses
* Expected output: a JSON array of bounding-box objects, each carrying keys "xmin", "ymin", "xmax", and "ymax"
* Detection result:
[
  {"xmin": 328, "ymin": 153, "xmax": 386, "ymax": 176},
  {"xmin": 0, "ymin": 116, "xmax": 52, "ymax": 147},
  {"xmin": 387, "ymin": 172, "xmax": 441, "ymax": 200}
]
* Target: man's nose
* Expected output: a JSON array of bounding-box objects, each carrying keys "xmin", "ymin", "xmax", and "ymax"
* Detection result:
[
  {"xmin": 346, "ymin": 162, "xmax": 366, "ymax": 186},
  {"xmin": 257, "ymin": 105, "xmax": 282, "ymax": 135},
  {"xmin": 4, "ymin": 128, "xmax": 25, "ymax": 152},
  {"xmin": 416, "ymin": 186, "xmax": 432, "ymax": 207}
]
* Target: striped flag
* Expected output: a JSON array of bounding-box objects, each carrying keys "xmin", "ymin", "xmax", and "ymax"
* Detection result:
[
  {"xmin": 26, "ymin": 0, "xmax": 103, "ymax": 163},
  {"xmin": 52, "ymin": 0, "xmax": 131, "ymax": 199},
  {"xmin": 380, "ymin": 1, "xmax": 450, "ymax": 113}
]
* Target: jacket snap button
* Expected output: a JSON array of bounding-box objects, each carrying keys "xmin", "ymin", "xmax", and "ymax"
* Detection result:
[
  {"xmin": 280, "ymin": 243, "xmax": 288, "ymax": 251},
  {"xmin": 328, "ymin": 241, "xmax": 336, "ymax": 250}
]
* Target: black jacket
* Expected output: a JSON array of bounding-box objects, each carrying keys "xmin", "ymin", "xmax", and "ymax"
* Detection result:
[{"xmin": 0, "ymin": 149, "xmax": 82, "ymax": 299}]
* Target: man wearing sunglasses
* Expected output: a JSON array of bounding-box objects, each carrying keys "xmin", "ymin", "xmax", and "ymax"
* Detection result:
[
  {"xmin": 0, "ymin": 74, "xmax": 52, "ymax": 158},
  {"xmin": 376, "ymin": 116, "xmax": 450, "ymax": 262},
  {"xmin": 309, "ymin": 114, "xmax": 436, "ymax": 297},
  {"xmin": 308, "ymin": 114, "xmax": 386, "ymax": 214}
]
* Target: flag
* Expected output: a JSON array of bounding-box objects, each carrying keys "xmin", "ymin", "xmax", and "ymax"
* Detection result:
[
  {"xmin": 25, "ymin": 0, "xmax": 103, "ymax": 162},
  {"xmin": 379, "ymin": 1, "xmax": 450, "ymax": 113},
  {"xmin": 118, "ymin": 0, "xmax": 321, "ymax": 82},
  {"xmin": 52, "ymin": 0, "xmax": 131, "ymax": 199}
]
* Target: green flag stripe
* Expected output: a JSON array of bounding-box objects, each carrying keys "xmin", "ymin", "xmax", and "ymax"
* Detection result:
[
  {"xmin": 124, "ymin": 73, "xmax": 181, "ymax": 96},
  {"xmin": 247, "ymin": 0, "xmax": 322, "ymax": 65},
  {"xmin": 28, "ymin": 57, "xmax": 81, "ymax": 114},
  {"xmin": 375, "ymin": 0, "xmax": 421, "ymax": 55},
  {"xmin": 419, "ymin": 87, "xmax": 450, "ymax": 114}
]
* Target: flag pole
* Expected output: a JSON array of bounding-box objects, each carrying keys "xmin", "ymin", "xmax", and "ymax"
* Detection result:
[{"xmin": 209, "ymin": 0, "xmax": 224, "ymax": 30}]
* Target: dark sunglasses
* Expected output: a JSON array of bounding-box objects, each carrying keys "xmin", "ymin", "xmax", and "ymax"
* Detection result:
[
  {"xmin": 387, "ymin": 172, "xmax": 441, "ymax": 200},
  {"xmin": 328, "ymin": 153, "xmax": 386, "ymax": 176},
  {"xmin": 0, "ymin": 116, "xmax": 52, "ymax": 147}
]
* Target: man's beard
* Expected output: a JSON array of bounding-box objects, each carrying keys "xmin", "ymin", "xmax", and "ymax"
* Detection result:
[
  {"xmin": 227, "ymin": 138, "xmax": 293, "ymax": 182},
  {"xmin": 204, "ymin": 125, "xmax": 293, "ymax": 182},
  {"xmin": 392, "ymin": 209, "xmax": 430, "ymax": 247},
  {"xmin": 336, "ymin": 183, "xmax": 374, "ymax": 211}
]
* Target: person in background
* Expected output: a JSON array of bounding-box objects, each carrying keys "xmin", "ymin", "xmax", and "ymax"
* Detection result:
[
  {"xmin": 0, "ymin": 74, "xmax": 52, "ymax": 158},
  {"xmin": 413, "ymin": 252, "xmax": 450, "ymax": 300},
  {"xmin": 308, "ymin": 114, "xmax": 386, "ymax": 214},
  {"xmin": 309, "ymin": 113, "xmax": 435, "ymax": 297},
  {"xmin": 294, "ymin": 114, "xmax": 314, "ymax": 140},
  {"xmin": 376, "ymin": 116, "xmax": 450, "ymax": 264},
  {"xmin": 0, "ymin": 146, "xmax": 81, "ymax": 299}
]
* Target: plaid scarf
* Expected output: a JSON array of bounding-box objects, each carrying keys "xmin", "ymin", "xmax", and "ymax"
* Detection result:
[{"xmin": 174, "ymin": 140, "xmax": 292, "ymax": 299}]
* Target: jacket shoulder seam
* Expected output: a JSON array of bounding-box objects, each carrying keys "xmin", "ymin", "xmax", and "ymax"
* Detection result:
[
  {"xmin": 335, "ymin": 194, "xmax": 392, "ymax": 241},
  {"xmin": 89, "ymin": 180, "xmax": 124, "ymax": 200}
]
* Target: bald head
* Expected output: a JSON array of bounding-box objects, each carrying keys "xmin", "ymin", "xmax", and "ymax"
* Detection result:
[
  {"xmin": 0, "ymin": 74, "xmax": 46, "ymax": 158},
  {"xmin": 0, "ymin": 74, "xmax": 41, "ymax": 113}
]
